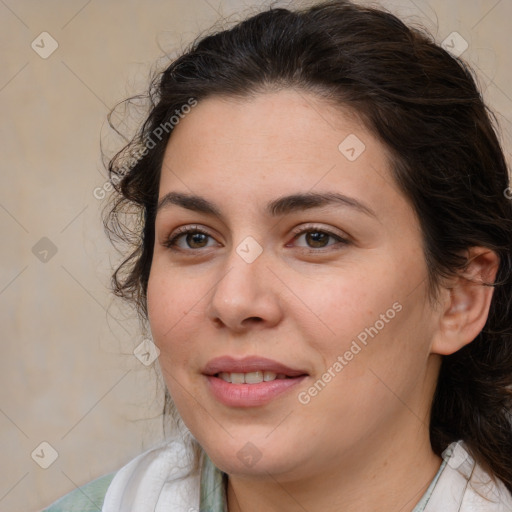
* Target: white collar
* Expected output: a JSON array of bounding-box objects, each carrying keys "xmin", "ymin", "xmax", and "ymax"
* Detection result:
[
  {"xmin": 423, "ymin": 440, "xmax": 512, "ymax": 511},
  {"xmin": 102, "ymin": 436, "xmax": 200, "ymax": 512}
]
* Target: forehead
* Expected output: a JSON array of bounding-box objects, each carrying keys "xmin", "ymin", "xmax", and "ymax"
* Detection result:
[
  {"xmin": 164, "ymin": 89, "xmax": 370, "ymax": 165},
  {"xmin": 158, "ymin": 89, "xmax": 405, "ymax": 220}
]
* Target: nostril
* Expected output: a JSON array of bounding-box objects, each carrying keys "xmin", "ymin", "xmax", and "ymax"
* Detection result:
[
  {"xmin": 212, "ymin": 318, "xmax": 224, "ymax": 328},
  {"xmin": 243, "ymin": 317, "xmax": 263, "ymax": 324}
]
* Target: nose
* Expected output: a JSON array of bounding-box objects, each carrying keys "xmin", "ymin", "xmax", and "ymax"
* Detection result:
[{"xmin": 206, "ymin": 244, "xmax": 284, "ymax": 332}]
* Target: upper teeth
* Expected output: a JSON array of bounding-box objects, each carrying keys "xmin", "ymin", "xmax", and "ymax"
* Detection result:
[{"xmin": 217, "ymin": 371, "xmax": 288, "ymax": 384}]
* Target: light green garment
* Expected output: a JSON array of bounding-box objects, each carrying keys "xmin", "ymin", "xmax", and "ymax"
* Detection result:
[
  {"xmin": 42, "ymin": 472, "xmax": 116, "ymax": 511},
  {"xmin": 199, "ymin": 451, "xmax": 228, "ymax": 512},
  {"xmin": 411, "ymin": 456, "xmax": 448, "ymax": 512}
]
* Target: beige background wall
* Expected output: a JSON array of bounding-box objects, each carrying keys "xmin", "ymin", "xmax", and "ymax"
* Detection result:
[{"xmin": 0, "ymin": 1, "xmax": 510, "ymax": 511}]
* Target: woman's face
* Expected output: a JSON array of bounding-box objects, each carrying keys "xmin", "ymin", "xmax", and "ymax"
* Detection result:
[{"xmin": 147, "ymin": 89, "xmax": 442, "ymax": 480}]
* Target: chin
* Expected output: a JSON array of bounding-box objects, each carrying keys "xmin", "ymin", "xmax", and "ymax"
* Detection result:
[{"xmin": 202, "ymin": 437, "xmax": 306, "ymax": 480}]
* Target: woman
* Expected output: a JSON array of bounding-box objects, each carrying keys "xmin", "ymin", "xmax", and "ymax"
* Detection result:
[{"xmin": 43, "ymin": 0, "xmax": 512, "ymax": 510}]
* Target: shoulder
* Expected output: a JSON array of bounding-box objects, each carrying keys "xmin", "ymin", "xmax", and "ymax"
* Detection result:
[
  {"xmin": 41, "ymin": 437, "xmax": 200, "ymax": 512},
  {"xmin": 425, "ymin": 441, "xmax": 512, "ymax": 512},
  {"xmin": 41, "ymin": 471, "xmax": 117, "ymax": 512}
]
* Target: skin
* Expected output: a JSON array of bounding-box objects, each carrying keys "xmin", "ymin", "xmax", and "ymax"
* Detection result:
[{"xmin": 146, "ymin": 89, "xmax": 499, "ymax": 512}]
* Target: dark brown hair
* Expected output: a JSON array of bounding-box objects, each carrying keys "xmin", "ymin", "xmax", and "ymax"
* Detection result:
[{"xmin": 104, "ymin": 0, "xmax": 512, "ymax": 492}]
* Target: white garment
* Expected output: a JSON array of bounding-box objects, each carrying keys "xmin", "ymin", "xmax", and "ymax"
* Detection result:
[
  {"xmin": 102, "ymin": 436, "xmax": 512, "ymax": 511},
  {"xmin": 423, "ymin": 441, "xmax": 512, "ymax": 511},
  {"xmin": 102, "ymin": 437, "xmax": 201, "ymax": 512}
]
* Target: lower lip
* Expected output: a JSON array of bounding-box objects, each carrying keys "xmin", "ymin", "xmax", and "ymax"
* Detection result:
[{"xmin": 205, "ymin": 375, "xmax": 307, "ymax": 407}]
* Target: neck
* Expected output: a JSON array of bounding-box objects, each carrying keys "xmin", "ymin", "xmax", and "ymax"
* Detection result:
[{"xmin": 226, "ymin": 432, "xmax": 442, "ymax": 512}]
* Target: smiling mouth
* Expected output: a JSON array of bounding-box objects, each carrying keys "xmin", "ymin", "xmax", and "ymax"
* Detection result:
[
  {"xmin": 205, "ymin": 371, "xmax": 308, "ymax": 407},
  {"xmin": 215, "ymin": 371, "xmax": 304, "ymax": 384}
]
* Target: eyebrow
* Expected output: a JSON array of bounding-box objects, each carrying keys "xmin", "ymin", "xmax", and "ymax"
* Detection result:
[{"xmin": 156, "ymin": 191, "xmax": 377, "ymax": 218}]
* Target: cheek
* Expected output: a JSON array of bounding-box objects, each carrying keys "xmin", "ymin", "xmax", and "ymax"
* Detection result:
[
  {"xmin": 147, "ymin": 274, "xmax": 202, "ymax": 401},
  {"xmin": 298, "ymin": 258, "xmax": 430, "ymax": 388},
  {"xmin": 147, "ymin": 255, "xmax": 207, "ymax": 324},
  {"xmin": 146, "ymin": 260, "xmax": 222, "ymax": 397},
  {"xmin": 318, "ymin": 286, "xmax": 433, "ymax": 415},
  {"xmin": 296, "ymin": 266, "xmax": 400, "ymax": 346},
  {"xmin": 146, "ymin": 266, "xmax": 199, "ymax": 356}
]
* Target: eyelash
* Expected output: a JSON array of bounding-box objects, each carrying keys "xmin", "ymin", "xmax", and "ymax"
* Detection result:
[{"xmin": 162, "ymin": 224, "xmax": 350, "ymax": 253}]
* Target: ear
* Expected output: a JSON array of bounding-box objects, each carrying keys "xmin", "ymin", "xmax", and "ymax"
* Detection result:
[{"xmin": 431, "ymin": 247, "xmax": 500, "ymax": 356}]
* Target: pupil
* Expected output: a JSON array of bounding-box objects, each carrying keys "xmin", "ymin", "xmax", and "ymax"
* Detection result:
[
  {"xmin": 187, "ymin": 233, "xmax": 207, "ymax": 248},
  {"xmin": 306, "ymin": 231, "xmax": 328, "ymax": 248}
]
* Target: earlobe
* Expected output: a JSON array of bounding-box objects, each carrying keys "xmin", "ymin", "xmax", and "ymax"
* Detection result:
[{"xmin": 431, "ymin": 248, "xmax": 500, "ymax": 356}]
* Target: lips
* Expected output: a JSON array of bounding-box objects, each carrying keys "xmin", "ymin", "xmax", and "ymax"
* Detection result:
[{"xmin": 202, "ymin": 355, "xmax": 308, "ymax": 378}]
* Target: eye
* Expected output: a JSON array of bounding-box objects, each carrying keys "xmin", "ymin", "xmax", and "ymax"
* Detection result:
[
  {"xmin": 163, "ymin": 226, "xmax": 219, "ymax": 251},
  {"xmin": 162, "ymin": 224, "xmax": 349, "ymax": 253},
  {"xmin": 288, "ymin": 226, "xmax": 349, "ymax": 250}
]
